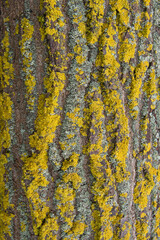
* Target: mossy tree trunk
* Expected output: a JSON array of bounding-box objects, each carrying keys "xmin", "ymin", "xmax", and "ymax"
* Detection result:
[{"xmin": 0, "ymin": 0, "xmax": 160, "ymax": 239}]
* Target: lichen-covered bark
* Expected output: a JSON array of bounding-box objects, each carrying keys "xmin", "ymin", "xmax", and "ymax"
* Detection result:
[{"xmin": 0, "ymin": 0, "xmax": 160, "ymax": 239}]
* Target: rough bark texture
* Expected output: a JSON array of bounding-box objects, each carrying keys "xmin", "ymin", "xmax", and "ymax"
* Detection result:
[{"xmin": 0, "ymin": 0, "xmax": 160, "ymax": 239}]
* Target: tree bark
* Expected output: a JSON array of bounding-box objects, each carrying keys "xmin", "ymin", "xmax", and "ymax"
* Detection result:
[{"xmin": 0, "ymin": 0, "xmax": 160, "ymax": 239}]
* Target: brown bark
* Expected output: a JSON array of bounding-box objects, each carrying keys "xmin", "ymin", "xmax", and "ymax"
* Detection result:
[{"xmin": 0, "ymin": 0, "xmax": 160, "ymax": 239}]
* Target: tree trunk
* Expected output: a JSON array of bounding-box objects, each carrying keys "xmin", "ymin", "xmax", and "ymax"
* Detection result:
[{"xmin": 0, "ymin": 0, "xmax": 160, "ymax": 239}]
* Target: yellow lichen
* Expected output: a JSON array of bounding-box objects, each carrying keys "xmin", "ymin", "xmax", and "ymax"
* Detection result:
[
  {"xmin": 0, "ymin": 31, "xmax": 14, "ymax": 88},
  {"xmin": 22, "ymin": 66, "xmax": 66, "ymax": 234},
  {"xmin": 143, "ymin": 142, "xmax": 151, "ymax": 155},
  {"xmin": 129, "ymin": 61, "xmax": 149, "ymax": 117},
  {"xmin": 0, "ymin": 24, "xmax": 14, "ymax": 238},
  {"xmin": 155, "ymin": 208, "xmax": 160, "ymax": 237},
  {"xmin": 14, "ymin": 23, "xmax": 19, "ymax": 35},
  {"xmin": 55, "ymin": 185, "xmax": 75, "ymax": 232},
  {"xmin": 138, "ymin": 12, "xmax": 152, "ymax": 38},
  {"xmin": 20, "ymin": 221, "xmax": 26, "ymax": 232},
  {"xmin": 39, "ymin": 216, "xmax": 59, "ymax": 240},
  {"xmin": 63, "ymin": 173, "xmax": 82, "ymax": 190},
  {"xmin": 135, "ymin": 220, "xmax": 149, "ymax": 240},
  {"xmin": 118, "ymin": 38, "xmax": 136, "ymax": 63},
  {"xmin": 143, "ymin": 0, "xmax": 150, "ymax": 6},
  {"xmin": 82, "ymin": 85, "xmax": 117, "ymax": 239},
  {"xmin": 68, "ymin": 220, "xmax": 87, "ymax": 236},
  {"xmin": 147, "ymin": 44, "xmax": 152, "ymax": 51},
  {"xmin": 134, "ymin": 162, "xmax": 156, "ymax": 210},
  {"xmin": 62, "ymin": 153, "xmax": 79, "ymax": 171},
  {"xmin": 86, "ymin": 0, "xmax": 105, "ymax": 44},
  {"xmin": 22, "ymin": 1, "xmax": 67, "ymax": 236},
  {"xmin": 143, "ymin": 69, "xmax": 158, "ymax": 109},
  {"xmin": 20, "ymin": 18, "xmax": 35, "ymax": 109}
]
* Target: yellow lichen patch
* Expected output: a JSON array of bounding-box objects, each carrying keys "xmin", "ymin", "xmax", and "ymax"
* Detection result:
[
  {"xmin": 135, "ymin": 220, "xmax": 149, "ymax": 240},
  {"xmin": 0, "ymin": 31, "xmax": 14, "ymax": 88},
  {"xmin": 120, "ymin": 192, "xmax": 128, "ymax": 198},
  {"xmin": 102, "ymin": 89, "xmax": 130, "ymax": 182},
  {"xmin": 95, "ymin": 14, "xmax": 130, "ymax": 185},
  {"xmin": 22, "ymin": 16, "xmax": 67, "ymax": 231},
  {"xmin": 138, "ymin": 12, "xmax": 152, "ymax": 38},
  {"xmin": 83, "ymin": 85, "xmax": 116, "ymax": 239},
  {"xmin": 78, "ymin": 22, "xmax": 86, "ymax": 38},
  {"xmin": 140, "ymin": 117, "xmax": 149, "ymax": 134},
  {"xmin": 143, "ymin": 0, "xmax": 150, "ymax": 6},
  {"xmin": 43, "ymin": 0, "xmax": 65, "ymax": 42},
  {"xmin": 55, "ymin": 185, "xmax": 75, "ymax": 204},
  {"xmin": 91, "ymin": 207, "xmax": 101, "ymax": 239},
  {"xmin": 135, "ymin": 14, "xmax": 142, "ymax": 31},
  {"xmin": 138, "ymin": 50, "xmax": 146, "ymax": 56},
  {"xmin": 22, "ymin": 66, "xmax": 66, "ymax": 234},
  {"xmin": 74, "ymin": 45, "xmax": 82, "ymax": 55},
  {"xmin": 143, "ymin": 69, "xmax": 158, "ymax": 109},
  {"xmin": 0, "ymin": 111, "xmax": 12, "ymax": 225},
  {"xmin": 111, "ymin": 0, "xmax": 130, "ymax": 26},
  {"xmin": 121, "ymin": 222, "xmax": 131, "ymax": 240},
  {"xmin": 39, "ymin": 215, "xmax": 59, "ymax": 240},
  {"xmin": 118, "ymin": 37, "xmax": 136, "ymax": 63},
  {"xmin": 63, "ymin": 173, "xmax": 82, "ymax": 190},
  {"xmin": 55, "ymin": 185, "xmax": 75, "ymax": 232},
  {"xmin": 0, "ymin": 22, "xmax": 14, "ymax": 237},
  {"xmin": 141, "ymin": 212, "xmax": 146, "ymax": 218},
  {"xmin": 99, "ymin": 47, "xmax": 120, "ymax": 81},
  {"xmin": 134, "ymin": 162, "xmax": 156, "ymax": 210},
  {"xmin": 138, "ymin": 22, "xmax": 152, "ymax": 38},
  {"xmin": 156, "ymin": 167, "xmax": 160, "ymax": 182},
  {"xmin": 115, "ymin": 137, "xmax": 129, "ymax": 167},
  {"xmin": 124, "ymin": 231, "xmax": 131, "ymax": 240},
  {"xmin": 20, "ymin": 221, "xmax": 26, "ymax": 232},
  {"xmin": 76, "ymin": 55, "xmax": 86, "ymax": 64},
  {"xmin": 129, "ymin": 61, "xmax": 149, "ymax": 117},
  {"xmin": 147, "ymin": 44, "xmax": 152, "ymax": 51},
  {"xmin": 155, "ymin": 208, "xmax": 160, "ymax": 237},
  {"xmin": 62, "ymin": 153, "xmax": 79, "ymax": 171},
  {"xmin": 143, "ymin": 142, "xmax": 151, "ymax": 155},
  {"xmin": 95, "ymin": 19, "xmax": 120, "ymax": 84},
  {"xmin": 86, "ymin": 0, "xmax": 105, "ymax": 44},
  {"xmin": 68, "ymin": 220, "xmax": 87, "ymax": 237},
  {"xmin": 0, "ymin": 154, "xmax": 14, "ymax": 238},
  {"xmin": 44, "ymin": 0, "xmax": 63, "ymax": 25},
  {"xmin": 20, "ymin": 18, "xmax": 35, "ymax": 109},
  {"xmin": 66, "ymin": 107, "xmax": 83, "ymax": 128},
  {"xmin": 14, "ymin": 23, "xmax": 19, "ymax": 35},
  {"xmin": 22, "ymin": 152, "xmax": 50, "ymax": 234},
  {"xmin": 66, "ymin": 133, "xmax": 74, "ymax": 139},
  {"xmin": 21, "ymin": 18, "xmax": 34, "ymax": 40}
]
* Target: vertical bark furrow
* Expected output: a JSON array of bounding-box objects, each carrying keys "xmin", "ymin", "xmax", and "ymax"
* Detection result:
[{"xmin": 0, "ymin": 0, "xmax": 160, "ymax": 239}]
